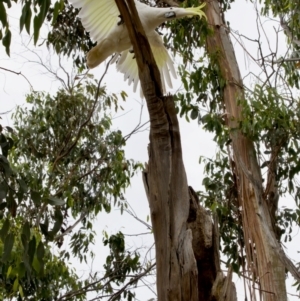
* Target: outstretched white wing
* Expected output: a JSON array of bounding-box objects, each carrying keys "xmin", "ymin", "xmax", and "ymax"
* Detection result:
[
  {"xmin": 116, "ymin": 32, "xmax": 177, "ymax": 95},
  {"xmin": 69, "ymin": 0, "xmax": 120, "ymax": 43},
  {"xmin": 69, "ymin": 0, "xmax": 177, "ymax": 96}
]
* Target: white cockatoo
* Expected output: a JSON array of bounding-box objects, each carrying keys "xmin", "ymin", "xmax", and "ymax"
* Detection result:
[{"xmin": 69, "ymin": 0, "xmax": 206, "ymax": 95}]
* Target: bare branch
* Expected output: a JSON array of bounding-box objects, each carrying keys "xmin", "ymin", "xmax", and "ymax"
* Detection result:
[
  {"xmin": 264, "ymin": 57, "xmax": 300, "ymax": 64},
  {"xmin": 0, "ymin": 66, "xmax": 34, "ymax": 91},
  {"xmin": 51, "ymin": 57, "xmax": 112, "ymax": 172},
  {"xmin": 124, "ymin": 208, "xmax": 152, "ymax": 230}
]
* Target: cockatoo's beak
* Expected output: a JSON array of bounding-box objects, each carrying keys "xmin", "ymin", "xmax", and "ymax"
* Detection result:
[
  {"xmin": 162, "ymin": 3, "xmax": 206, "ymax": 21},
  {"xmin": 184, "ymin": 3, "xmax": 207, "ymax": 20}
]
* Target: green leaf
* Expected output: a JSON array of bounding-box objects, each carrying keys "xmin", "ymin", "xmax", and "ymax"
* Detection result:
[
  {"xmin": 0, "ymin": 181, "xmax": 8, "ymax": 200},
  {"xmin": 40, "ymin": 0, "xmax": 51, "ymax": 22},
  {"xmin": 20, "ymin": 3, "xmax": 27, "ymax": 32},
  {"xmin": 52, "ymin": 0, "xmax": 63, "ymax": 25},
  {"xmin": 46, "ymin": 196, "xmax": 65, "ymax": 206},
  {"xmin": 0, "ymin": 218, "xmax": 10, "ymax": 241},
  {"xmin": 33, "ymin": 0, "xmax": 50, "ymax": 44},
  {"xmin": 0, "ymin": 155, "xmax": 12, "ymax": 177},
  {"xmin": 0, "ymin": 132, "xmax": 7, "ymax": 145},
  {"xmin": 0, "ymin": 202, "xmax": 7, "ymax": 210},
  {"xmin": 0, "ymin": 155, "xmax": 9, "ymax": 164},
  {"xmin": 13, "ymin": 278, "xmax": 19, "ymax": 292},
  {"xmin": 32, "ymin": 256, "xmax": 40, "ymax": 273},
  {"xmin": 39, "ymin": 222, "xmax": 48, "ymax": 237},
  {"xmin": 20, "ymin": 2, "xmax": 32, "ymax": 34},
  {"xmin": 22, "ymin": 254, "xmax": 31, "ymax": 274},
  {"xmin": 31, "ymin": 190, "xmax": 41, "ymax": 206},
  {"xmin": 1, "ymin": 136, "xmax": 14, "ymax": 157},
  {"xmin": 33, "ymin": 15, "xmax": 41, "ymax": 45},
  {"xmin": 36, "ymin": 241, "xmax": 45, "ymax": 274},
  {"xmin": 5, "ymin": 126, "xmax": 13, "ymax": 133},
  {"xmin": 190, "ymin": 108, "xmax": 198, "ymax": 120},
  {"xmin": 7, "ymin": 192, "xmax": 17, "ymax": 217},
  {"xmin": 0, "ymin": 2, "xmax": 7, "ymax": 27},
  {"xmin": 2, "ymin": 28, "xmax": 11, "ymax": 56},
  {"xmin": 21, "ymin": 233, "xmax": 28, "ymax": 250},
  {"xmin": 6, "ymin": 265, "xmax": 12, "ymax": 278},
  {"xmin": 120, "ymin": 90, "xmax": 128, "ymax": 101},
  {"xmin": 28, "ymin": 236, "xmax": 36, "ymax": 265},
  {"xmin": 182, "ymin": 76, "xmax": 189, "ymax": 91},
  {"xmin": 2, "ymin": 233, "xmax": 14, "ymax": 262},
  {"xmin": 18, "ymin": 179, "xmax": 28, "ymax": 193},
  {"xmin": 19, "ymin": 285, "xmax": 24, "ymax": 298},
  {"xmin": 25, "ymin": 9, "xmax": 32, "ymax": 34},
  {"xmin": 22, "ymin": 221, "xmax": 31, "ymax": 241},
  {"xmin": 18, "ymin": 262, "xmax": 26, "ymax": 278},
  {"xmin": 50, "ymin": 208, "xmax": 63, "ymax": 237}
]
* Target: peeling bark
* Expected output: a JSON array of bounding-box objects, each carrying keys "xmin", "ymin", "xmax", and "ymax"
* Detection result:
[
  {"xmin": 187, "ymin": 186, "xmax": 237, "ymax": 301},
  {"xmin": 143, "ymin": 92, "xmax": 199, "ymax": 300},
  {"xmin": 204, "ymin": 1, "xmax": 300, "ymax": 300},
  {"xmin": 211, "ymin": 268, "xmax": 237, "ymax": 301}
]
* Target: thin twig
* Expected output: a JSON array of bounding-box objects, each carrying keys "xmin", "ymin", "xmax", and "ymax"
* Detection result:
[
  {"xmin": 0, "ymin": 66, "xmax": 34, "ymax": 91},
  {"xmin": 124, "ymin": 208, "xmax": 152, "ymax": 230}
]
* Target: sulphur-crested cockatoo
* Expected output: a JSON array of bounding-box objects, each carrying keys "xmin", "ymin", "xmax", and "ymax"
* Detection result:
[{"xmin": 69, "ymin": 0, "xmax": 206, "ymax": 95}]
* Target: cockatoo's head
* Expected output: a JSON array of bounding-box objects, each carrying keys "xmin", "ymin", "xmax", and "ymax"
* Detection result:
[
  {"xmin": 138, "ymin": 2, "xmax": 206, "ymax": 33},
  {"xmin": 163, "ymin": 3, "xmax": 207, "ymax": 21}
]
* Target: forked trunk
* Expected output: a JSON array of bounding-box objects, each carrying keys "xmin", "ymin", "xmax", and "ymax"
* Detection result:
[{"xmin": 115, "ymin": 0, "xmax": 237, "ymax": 300}]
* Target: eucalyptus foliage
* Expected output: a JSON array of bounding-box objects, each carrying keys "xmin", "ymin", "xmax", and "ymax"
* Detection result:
[
  {"xmin": 165, "ymin": 0, "xmax": 300, "ymax": 282},
  {"xmin": 0, "ymin": 0, "xmax": 67, "ymax": 55},
  {"xmin": 0, "ymin": 76, "xmax": 143, "ymax": 299},
  {"xmin": 2, "ymin": 0, "xmax": 300, "ymax": 298}
]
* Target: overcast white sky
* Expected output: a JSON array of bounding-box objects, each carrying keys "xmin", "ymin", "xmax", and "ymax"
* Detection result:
[{"xmin": 1, "ymin": 1, "xmax": 300, "ymax": 300}]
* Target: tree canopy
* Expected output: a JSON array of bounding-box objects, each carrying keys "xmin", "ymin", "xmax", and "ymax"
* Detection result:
[{"xmin": 1, "ymin": 0, "xmax": 300, "ymax": 300}]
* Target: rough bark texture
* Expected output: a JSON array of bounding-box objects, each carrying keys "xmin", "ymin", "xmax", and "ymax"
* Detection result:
[
  {"xmin": 116, "ymin": 0, "xmax": 238, "ymax": 300},
  {"xmin": 115, "ymin": 1, "xmax": 198, "ymax": 299},
  {"xmin": 187, "ymin": 187, "xmax": 237, "ymax": 301},
  {"xmin": 144, "ymin": 95, "xmax": 198, "ymax": 300},
  {"xmin": 204, "ymin": 1, "xmax": 299, "ymax": 300}
]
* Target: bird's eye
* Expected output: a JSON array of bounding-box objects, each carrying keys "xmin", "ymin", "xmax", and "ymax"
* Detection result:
[{"xmin": 165, "ymin": 11, "xmax": 176, "ymax": 18}]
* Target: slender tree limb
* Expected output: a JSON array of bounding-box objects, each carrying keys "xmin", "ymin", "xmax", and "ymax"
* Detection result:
[
  {"xmin": 51, "ymin": 57, "xmax": 111, "ymax": 172},
  {"xmin": 124, "ymin": 208, "xmax": 152, "ymax": 230},
  {"xmin": 264, "ymin": 57, "xmax": 300, "ymax": 64},
  {"xmin": 0, "ymin": 66, "xmax": 34, "ymax": 91},
  {"xmin": 57, "ymin": 262, "xmax": 155, "ymax": 301}
]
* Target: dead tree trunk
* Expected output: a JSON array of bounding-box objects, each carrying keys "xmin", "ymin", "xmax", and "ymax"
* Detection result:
[
  {"xmin": 116, "ymin": 2, "xmax": 198, "ymax": 299},
  {"xmin": 187, "ymin": 187, "xmax": 237, "ymax": 301},
  {"xmin": 115, "ymin": 0, "xmax": 237, "ymax": 300},
  {"xmin": 204, "ymin": 1, "xmax": 300, "ymax": 300}
]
